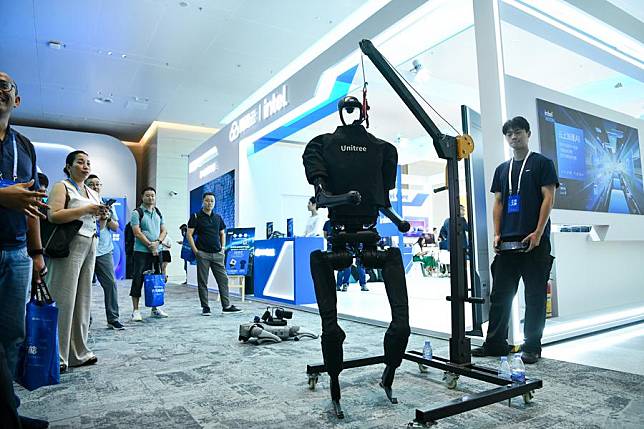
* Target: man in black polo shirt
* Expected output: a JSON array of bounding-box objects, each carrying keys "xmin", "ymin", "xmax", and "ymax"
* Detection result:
[
  {"xmin": 0, "ymin": 71, "xmax": 49, "ymax": 428},
  {"xmin": 472, "ymin": 116, "xmax": 558, "ymax": 364},
  {"xmin": 187, "ymin": 192, "xmax": 241, "ymax": 315}
]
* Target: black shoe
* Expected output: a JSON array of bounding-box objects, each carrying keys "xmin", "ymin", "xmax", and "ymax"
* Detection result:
[
  {"xmin": 107, "ymin": 320, "xmax": 125, "ymax": 330},
  {"xmin": 360, "ymin": 285, "xmax": 369, "ymax": 291},
  {"xmin": 471, "ymin": 345, "xmax": 510, "ymax": 357},
  {"xmin": 341, "ymin": 284, "xmax": 348, "ymax": 292},
  {"xmin": 59, "ymin": 363, "xmax": 67, "ymax": 373},
  {"xmin": 19, "ymin": 415, "xmax": 49, "ymax": 429},
  {"xmin": 222, "ymin": 305, "xmax": 242, "ymax": 313},
  {"xmin": 521, "ymin": 351, "xmax": 540, "ymax": 364},
  {"xmin": 202, "ymin": 306, "xmax": 212, "ymax": 316},
  {"xmin": 79, "ymin": 356, "xmax": 98, "ymax": 367}
]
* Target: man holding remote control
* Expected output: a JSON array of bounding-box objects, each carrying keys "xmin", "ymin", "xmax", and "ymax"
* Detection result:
[{"xmin": 472, "ymin": 116, "xmax": 559, "ymax": 364}]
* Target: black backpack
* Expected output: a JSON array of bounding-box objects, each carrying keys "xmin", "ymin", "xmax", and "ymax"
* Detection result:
[{"xmin": 124, "ymin": 223, "xmax": 135, "ymax": 256}]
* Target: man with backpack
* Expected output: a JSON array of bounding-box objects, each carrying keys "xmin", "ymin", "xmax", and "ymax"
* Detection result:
[{"xmin": 129, "ymin": 187, "xmax": 168, "ymax": 321}]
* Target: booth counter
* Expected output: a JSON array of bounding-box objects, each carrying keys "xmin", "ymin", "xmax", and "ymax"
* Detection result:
[{"xmin": 253, "ymin": 237, "xmax": 325, "ymax": 305}]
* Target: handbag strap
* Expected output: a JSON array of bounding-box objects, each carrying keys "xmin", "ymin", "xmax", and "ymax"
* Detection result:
[{"xmin": 31, "ymin": 279, "xmax": 53, "ymax": 304}]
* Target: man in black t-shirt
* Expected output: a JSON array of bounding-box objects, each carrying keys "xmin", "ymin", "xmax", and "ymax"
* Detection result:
[
  {"xmin": 472, "ymin": 116, "xmax": 559, "ymax": 364},
  {"xmin": 187, "ymin": 192, "xmax": 241, "ymax": 315}
]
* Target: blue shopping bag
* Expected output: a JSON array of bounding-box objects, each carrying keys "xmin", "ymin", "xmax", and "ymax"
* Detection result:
[
  {"xmin": 180, "ymin": 237, "xmax": 197, "ymax": 265},
  {"xmin": 17, "ymin": 280, "xmax": 60, "ymax": 391},
  {"xmin": 144, "ymin": 257, "xmax": 165, "ymax": 307}
]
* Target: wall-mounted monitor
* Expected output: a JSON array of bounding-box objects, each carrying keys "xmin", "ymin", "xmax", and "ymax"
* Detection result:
[{"xmin": 537, "ymin": 98, "xmax": 643, "ymax": 215}]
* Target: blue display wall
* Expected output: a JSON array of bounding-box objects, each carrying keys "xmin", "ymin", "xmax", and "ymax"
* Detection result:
[{"xmin": 189, "ymin": 169, "xmax": 235, "ymax": 227}]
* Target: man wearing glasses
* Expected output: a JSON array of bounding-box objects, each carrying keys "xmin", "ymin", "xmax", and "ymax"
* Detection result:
[
  {"xmin": 86, "ymin": 175, "xmax": 125, "ymax": 330},
  {"xmin": 0, "ymin": 71, "xmax": 49, "ymax": 428}
]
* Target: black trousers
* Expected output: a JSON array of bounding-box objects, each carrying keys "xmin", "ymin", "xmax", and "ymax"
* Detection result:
[
  {"xmin": 129, "ymin": 251, "xmax": 158, "ymax": 298},
  {"xmin": 309, "ymin": 247, "xmax": 410, "ymax": 378},
  {"xmin": 485, "ymin": 240, "xmax": 554, "ymax": 353}
]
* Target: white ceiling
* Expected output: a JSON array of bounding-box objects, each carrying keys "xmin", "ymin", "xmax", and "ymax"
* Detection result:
[
  {"xmin": 0, "ymin": 0, "xmax": 366, "ymax": 140},
  {"xmin": 2, "ymin": 0, "xmax": 642, "ymax": 144}
]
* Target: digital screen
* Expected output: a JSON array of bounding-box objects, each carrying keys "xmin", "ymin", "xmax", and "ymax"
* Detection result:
[
  {"xmin": 537, "ymin": 99, "xmax": 643, "ymax": 214},
  {"xmin": 189, "ymin": 170, "xmax": 235, "ymax": 227},
  {"xmin": 286, "ymin": 218, "xmax": 294, "ymax": 237},
  {"xmin": 266, "ymin": 222, "xmax": 273, "ymax": 239}
]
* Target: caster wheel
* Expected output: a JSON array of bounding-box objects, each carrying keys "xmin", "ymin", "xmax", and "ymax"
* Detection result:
[
  {"xmin": 418, "ymin": 363, "xmax": 429, "ymax": 373},
  {"xmin": 308, "ymin": 374, "xmax": 319, "ymax": 390},
  {"xmin": 522, "ymin": 390, "xmax": 534, "ymax": 404},
  {"xmin": 443, "ymin": 372, "xmax": 458, "ymax": 390}
]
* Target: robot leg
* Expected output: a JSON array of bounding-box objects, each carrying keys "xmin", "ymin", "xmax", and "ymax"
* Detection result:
[
  {"xmin": 310, "ymin": 250, "xmax": 347, "ymax": 405},
  {"xmin": 379, "ymin": 248, "xmax": 411, "ymax": 402}
]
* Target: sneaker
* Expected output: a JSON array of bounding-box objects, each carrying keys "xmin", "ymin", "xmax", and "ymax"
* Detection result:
[
  {"xmin": 336, "ymin": 285, "xmax": 342, "ymax": 291},
  {"xmin": 360, "ymin": 285, "xmax": 369, "ymax": 291},
  {"xmin": 341, "ymin": 284, "xmax": 348, "ymax": 292},
  {"xmin": 131, "ymin": 310, "xmax": 143, "ymax": 322},
  {"xmin": 471, "ymin": 344, "xmax": 510, "ymax": 357},
  {"xmin": 521, "ymin": 351, "xmax": 540, "ymax": 364},
  {"xmin": 222, "ymin": 305, "xmax": 242, "ymax": 314},
  {"xmin": 202, "ymin": 307, "xmax": 212, "ymax": 316},
  {"xmin": 151, "ymin": 307, "xmax": 169, "ymax": 318},
  {"xmin": 107, "ymin": 320, "xmax": 125, "ymax": 330}
]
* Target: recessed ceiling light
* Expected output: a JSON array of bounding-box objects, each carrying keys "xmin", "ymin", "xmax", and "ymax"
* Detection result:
[
  {"xmin": 121, "ymin": 54, "xmax": 127, "ymax": 59},
  {"xmin": 93, "ymin": 97, "xmax": 113, "ymax": 104},
  {"xmin": 107, "ymin": 51, "xmax": 113, "ymax": 56},
  {"xmin": 47, "ymin": 40, "xmax": 65, "ymax": 50}
]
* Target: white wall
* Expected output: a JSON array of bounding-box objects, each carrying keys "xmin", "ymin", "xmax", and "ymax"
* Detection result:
[
  {"xmin": 505, "ymin": 76, "xmax": 644, "ymax": 241},
  {"xmin": 153, "ymin": 127, "xmax": 215, "ymax": 281},
  {"xmin": 15, "ymin": 125, "xmax": 137, "ymax": 212},
  {"xmin": 238, "ymin": 142, "xmax": 325, "ymax": 238}
]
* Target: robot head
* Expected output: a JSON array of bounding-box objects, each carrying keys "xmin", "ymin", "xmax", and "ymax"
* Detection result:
[{"xmin": 337, "ymin": 96, "xmax": 367, "ymax": 126}]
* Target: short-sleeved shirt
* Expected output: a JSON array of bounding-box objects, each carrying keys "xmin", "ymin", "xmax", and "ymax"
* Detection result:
[
  {"xmin": 96, "ymin": 202, "xmax": 119, "ymax": 257},
  {"xmin": 131, "ymin": 205, "xmax": 164, "ymax": 253},
  {"xmin": 490, "ymin": 152, "xmax": 559, "ymax": 241},
  {"xmin": 187, "ymin": 210, "xmax": 226, "ymax": 253},
  {"xmin": 0, "ymin": 128, "xmax": 40, "ymax": 250}
]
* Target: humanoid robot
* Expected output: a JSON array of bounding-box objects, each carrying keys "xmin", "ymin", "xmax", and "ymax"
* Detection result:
[{"xmin": 302, "ymin": 95, "xmax": 411, "ymax": 418}]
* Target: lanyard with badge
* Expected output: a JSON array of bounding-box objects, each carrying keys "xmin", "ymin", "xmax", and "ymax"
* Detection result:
[
  {"xmin": 0, "ymin": 131, "xmax": 19, "ymax": 188},
  {"xmin": 507, "ymin": 151, "xmax": 531, "ymax": 214}
]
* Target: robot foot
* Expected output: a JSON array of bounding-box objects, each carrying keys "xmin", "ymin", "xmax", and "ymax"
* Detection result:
[
  {"xmin": 332, "ymin": 400, "xmax": 345, "ymax": 419},
  {"xmin": 379, "ymin": 365, "xmax": 398, "ymax": 404}
]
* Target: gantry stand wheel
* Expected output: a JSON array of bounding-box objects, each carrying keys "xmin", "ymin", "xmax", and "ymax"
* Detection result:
[
  {"xmin": 522, "ymin": 390, "xmax": 534, "ymax": 404},
  {"xmin": 308, "ymin": 373, "xmax": 319, "ymax": 390},
  {"xmin": 418, "ymin": 363, "xmax": 429, "ymax": 373},
  {"xmin": 442, "ymin": 372, "xmax": 459, "ymax": 390}
]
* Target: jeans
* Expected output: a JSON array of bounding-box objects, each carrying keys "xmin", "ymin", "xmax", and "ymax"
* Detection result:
[
  {"xmin": 0, "ymin": 246, "xmax": 31, "ymax": 378},
  {"xmin": 336, "ymin": 260, "xmax": 366, "ymax": 287},
  {"xmin": 94, "ymin": 253, "xmax": 120, "ymax": 323}
]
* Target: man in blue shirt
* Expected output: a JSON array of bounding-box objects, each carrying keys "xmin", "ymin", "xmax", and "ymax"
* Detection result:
[
  {"xmin": 0, "ymin": 71, "xmax": 49, "ymax": 429},
  {"xmin": 86, "ymin": 175, "xmax": 124, "ymax": 330},
  {"xmin": 472, "ymin": 116, "xmax": 558, "ymax": 364},
  {"xmin": 130, "ymin": 187, "xmax": 168, "ymax": 321}
]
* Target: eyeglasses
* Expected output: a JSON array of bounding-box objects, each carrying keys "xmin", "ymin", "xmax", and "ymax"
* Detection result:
[{"xmin": 0, "ymin": 80, "xmax": 17, "ymax": 93}]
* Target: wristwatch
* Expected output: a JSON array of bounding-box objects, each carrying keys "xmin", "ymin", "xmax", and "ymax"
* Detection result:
[{"xmin": 28, "ymin": 248, "xmax": 44, "ymax": 257}]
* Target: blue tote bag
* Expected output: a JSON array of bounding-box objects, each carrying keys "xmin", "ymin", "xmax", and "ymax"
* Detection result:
[
  {"xmin": 144, "ymin": 256, "xmax": 165, "ymax": 307},
  {"xmin": 17, "ymin": 280, "xmax": 60, "ymax": 391},
  {"xmin": 180, "ymin": 237, "xmax": 197, "ymax": 265}
]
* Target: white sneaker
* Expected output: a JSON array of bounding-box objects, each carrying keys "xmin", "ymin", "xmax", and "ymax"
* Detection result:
[
  {"xmin": 131, "ymin": 310, "xmax": 143, "ymax": 322},
  {"xmin": 151, "ymin": 307, "xmax": 169, "ymax": 318}
]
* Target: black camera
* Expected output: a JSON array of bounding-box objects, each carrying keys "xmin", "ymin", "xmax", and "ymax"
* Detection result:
[{"xmin": 261, "ymin": 306, "xmax": 293, "ymax": 326}]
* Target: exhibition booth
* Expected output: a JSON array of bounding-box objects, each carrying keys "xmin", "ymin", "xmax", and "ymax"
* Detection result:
[{"xmin": 187, "ymin": 0, "xmax": 644, "ymax": 345}]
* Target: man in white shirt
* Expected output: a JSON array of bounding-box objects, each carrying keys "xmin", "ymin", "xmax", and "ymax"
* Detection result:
[{"xmin": 304, "ymin": 196, "xmax": 325, "ymax": 237}]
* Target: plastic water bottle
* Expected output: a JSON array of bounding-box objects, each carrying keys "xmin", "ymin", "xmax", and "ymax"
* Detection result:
[
  {"xmin": 511, "ymin": 353, "xmax": 526, "ymax": 383},
  {"xmin": 498, "ymin": 356, "xmax": 511, "ymax": 381},
  {"xmin": 422, "ymin": 340, "xmax": 433, "ymax": 360}
]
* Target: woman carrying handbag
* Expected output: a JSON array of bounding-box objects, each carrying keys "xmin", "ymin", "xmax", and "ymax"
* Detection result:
[{"xmin": 45, "ymin": 150, "xmax": 108, "ymax": 372}]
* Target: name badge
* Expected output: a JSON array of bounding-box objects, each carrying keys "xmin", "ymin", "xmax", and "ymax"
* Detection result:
[
  {"xmin": 0, "ymin": 178, "xmax": 18, "ymax": 189},
  {"xmin": 507, "ymin": 194, "xmax": 521, "ymax": 214}
]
